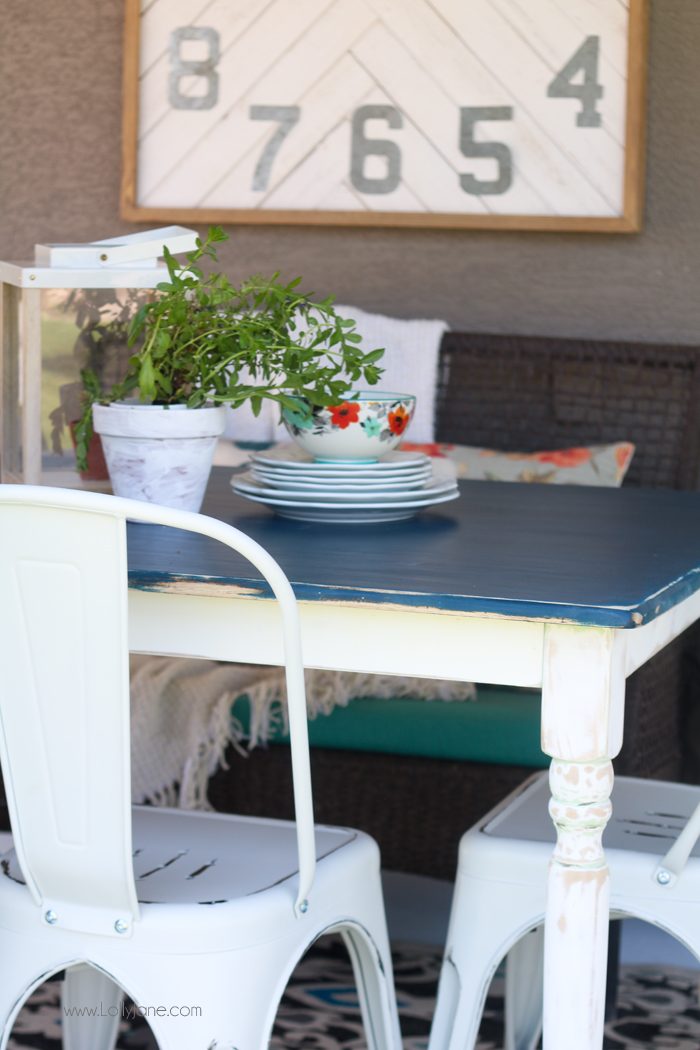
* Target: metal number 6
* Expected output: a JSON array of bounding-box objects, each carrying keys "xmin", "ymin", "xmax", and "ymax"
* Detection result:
[{"xmin": 350, "ymin": 105, "xmax": 403, "ymax": 195}]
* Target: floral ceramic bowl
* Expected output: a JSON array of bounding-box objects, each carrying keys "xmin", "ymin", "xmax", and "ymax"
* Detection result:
[{"xmin": 282, "ymin": 392, "xmax": 416, "ymax": 461}]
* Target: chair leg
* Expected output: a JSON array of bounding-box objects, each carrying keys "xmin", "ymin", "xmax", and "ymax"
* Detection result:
[
  {"xmin": 504, "ymin": 927, "xmax": 544, "ymax": 1050},
  {"xmin": 340, "ymin": 924, "xmax": 402, "ymax": 1050},
  {"xmin": 502, "ymin": 917, "xmax": 621, "ymax": 1049},
  {"xmin": 108, "ymin": 960, "xmax": 261, "ymax": 1050},
  {"xmin": 428, "ymin": 873, "xmax": 545, "ymax": 1050},
  {"xmin": 0, "ymin": 973, "xmax": 41, "ymax": 1050},
  {"xmin": 62, "ymin": 963, "xmax": 123, "ymax": 1050},
  {"xmin": 428, "ymin": 933, "xmax": 502, "ymax": 1050},
  {"xmin": 0, "ymin": 939, "xmax": 68, "ymax": 1050},
  {"xmin": 125, "ymin": 925, "xmax": 399, "ymax": 1050},
  {"xmin": 106, "ymin": 938, "xmax": 321, "ymax": 1050},
  {"xmin": 427, "ymin": 945, "xmax": 464, "ymax": 1050}
]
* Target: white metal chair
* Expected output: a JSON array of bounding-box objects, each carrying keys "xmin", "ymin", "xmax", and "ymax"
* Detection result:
[
  {"xmin": 428, "ymin": 769, "xmax": 700, "ymax": 1050},
  {"xmin": 0, "ymin": 485, "xmax": 401, "ymax": 1050}
]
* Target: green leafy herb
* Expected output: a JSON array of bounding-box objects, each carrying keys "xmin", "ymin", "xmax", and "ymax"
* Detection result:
[{"xmin": 75, "ymin": 227, "xmax": 383, "ymax": 471}]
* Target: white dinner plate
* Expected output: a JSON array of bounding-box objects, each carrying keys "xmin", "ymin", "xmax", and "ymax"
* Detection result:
[
  {"xmin": 230, "ymin": 485, "xmax": 460, "ymax": 523},
  {"xmin": 234, "ymin": 472, "xmax": 458, "ymax": 504},
  {"xmin": 250, "ymin": 469, "xmax": 431, "ymax": 492},
  {"xmin": 250, "ymin": 456, "xmax": 454, "ymax": 493},
  {"xmin": 253, "ymin": 445, "xmax": 430, "ymax": 473},
  {"xmin": 251, "ymin": 465, "xmax": 433, "ymax": 485}
]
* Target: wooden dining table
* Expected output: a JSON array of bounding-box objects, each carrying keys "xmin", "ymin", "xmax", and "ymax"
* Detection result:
[{"xmin": 126, "ymin": 466, "xmax": 700, "ymax": 1050}]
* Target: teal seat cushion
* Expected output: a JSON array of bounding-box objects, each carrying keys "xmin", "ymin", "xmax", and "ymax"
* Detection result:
[{"xmin": 231, "ymin": 685, "xmax": 547, "ymax": 769}]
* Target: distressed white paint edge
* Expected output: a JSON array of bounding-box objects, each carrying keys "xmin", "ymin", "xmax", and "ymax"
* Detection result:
[
  {"xmin": 129, "ymin": 580, "xmax": 700, "ymax": 691},
  {"xmin": 541, "ymin": 623, "xmax": 626, "ymax": 762},
  {"xmin": 543, "ymin": 857, "xmax": 610, "ymax": 1050},
  {"xmin": 128, "ymin": 588, "xmax": 546, "ymax": 686},
  {"xmin": 541, "ymin": 624, "xmax": 621, "ymax": 1050},
  {"xmin": 543, "ymin": 761, "xmax": 614, "ymax": 1050},
  {"xmin": 624, "ymin": 587, "xmax": 700, "ymax": 676}
]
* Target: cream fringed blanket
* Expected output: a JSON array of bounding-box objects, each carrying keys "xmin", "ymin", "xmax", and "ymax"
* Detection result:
[{"xmin": 129, "ymin": 656, "xmax": 476, "ymax": 809}]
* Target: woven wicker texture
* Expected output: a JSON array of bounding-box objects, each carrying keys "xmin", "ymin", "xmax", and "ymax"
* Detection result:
[
  {"xmin": 208, "ymin": 743, "xmax": 534, "ymax": 880},
  {"xmin": 616, "ymin": 634, "xmax": 686, "ymax": 780},
  {"xmin": 435, "ymin": 334, "xmax": 700, "ymax": 490}
]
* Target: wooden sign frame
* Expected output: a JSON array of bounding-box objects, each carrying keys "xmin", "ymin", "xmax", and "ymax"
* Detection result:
[{"xmin": 121, "ymin": 0, "xmax": 648, "ymax": 233}]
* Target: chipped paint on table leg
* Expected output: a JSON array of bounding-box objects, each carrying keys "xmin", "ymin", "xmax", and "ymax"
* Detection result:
[
  {"xmin": 543, "ymin": 760, "xmax": 613, "ymax": 1049},
  {"xmin": 541, "ymin": 625, "xmax": 626, "ymax": 1050}
]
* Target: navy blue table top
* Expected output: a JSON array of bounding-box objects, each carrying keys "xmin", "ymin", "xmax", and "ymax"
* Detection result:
[{"xmin": 126, "ymin": 468, "xmax": 700, "ymax": 629}]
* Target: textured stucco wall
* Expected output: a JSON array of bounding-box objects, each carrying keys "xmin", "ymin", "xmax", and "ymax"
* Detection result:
[{"xmin": 1, "ymin": 1, "xmax": 699, "ymax": 343}]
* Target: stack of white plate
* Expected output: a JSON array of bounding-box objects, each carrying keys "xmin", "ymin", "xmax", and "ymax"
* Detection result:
[{"xmin": 231, "ymin": 445, "xmax": 460, "ymax": 523}]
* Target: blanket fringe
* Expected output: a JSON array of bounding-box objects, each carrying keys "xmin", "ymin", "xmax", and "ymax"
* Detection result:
[{"xmin": 129, "ymin": 657, "xmax": 476, "ymax": 810}]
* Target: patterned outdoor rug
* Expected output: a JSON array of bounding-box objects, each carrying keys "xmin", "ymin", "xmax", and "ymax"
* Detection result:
[{"xmin": 7, "ymin": 935, "xmax": 700, "ymax": 1049}]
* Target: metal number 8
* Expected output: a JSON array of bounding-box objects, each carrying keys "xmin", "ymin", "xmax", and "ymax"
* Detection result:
[{"xmin": 169, "ymin": 27, "xmax": 220, "ymax": 111}]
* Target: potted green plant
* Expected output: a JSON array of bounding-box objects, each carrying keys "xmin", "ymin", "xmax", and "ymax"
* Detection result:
[{"xmin": 76, "ymin": 227, "xmax": 383, "ymax": 510}]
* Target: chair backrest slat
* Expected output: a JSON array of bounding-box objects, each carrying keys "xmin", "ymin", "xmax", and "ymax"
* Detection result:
[
  {"xmin": 0, "ymin": 486, "xmax": 315, "ymax": 935},
  {"xmin": 0, "ymin": 499, "xmax": 135, "ymax": 932}
]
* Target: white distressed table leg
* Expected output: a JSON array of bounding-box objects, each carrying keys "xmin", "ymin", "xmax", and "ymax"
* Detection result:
[
  {"xmin": 545, "ymin": 758, "xmax": 613, "ymax": 1048},
  {"xmin": 541, "ymin": 624, "xmax": 626, "ymax": 1050}
]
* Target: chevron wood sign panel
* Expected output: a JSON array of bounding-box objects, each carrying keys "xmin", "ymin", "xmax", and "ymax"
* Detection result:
[{"xmin": 121, "ymin": 0, "xmax": 648, "ymax": 232}]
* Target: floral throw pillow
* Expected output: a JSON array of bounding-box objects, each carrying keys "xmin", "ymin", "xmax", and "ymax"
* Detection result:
[{"xmin": 400, "ymin": 441, "xmax": 635, "ymax": 486}]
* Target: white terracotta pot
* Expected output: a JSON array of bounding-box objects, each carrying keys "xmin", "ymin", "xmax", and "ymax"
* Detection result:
[{"xmin": 93, "ymin": 402, "xmax": 227, "ymax": 512}]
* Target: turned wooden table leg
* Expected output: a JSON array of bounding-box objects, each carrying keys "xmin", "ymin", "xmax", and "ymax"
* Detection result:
[
  {"xmin": 541, "ymin": 625, "xmax": 625, "ymax": 1050},
  {"xmin": 544, "ymin": 758, "xmax": 614, "ymax": 1049}
]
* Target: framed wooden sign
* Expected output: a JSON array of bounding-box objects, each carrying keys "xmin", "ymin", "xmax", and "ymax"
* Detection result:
[{"xmin": 121, "ymin": 0, "xmax": 648, "ymax": 232}]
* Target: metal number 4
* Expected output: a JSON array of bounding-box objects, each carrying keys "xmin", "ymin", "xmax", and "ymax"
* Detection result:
[
  {"xmin": 249, "ymin": 106, "xmax": 301, "ymax": 192},
  {"xmin": 548, "ymin": 36, "xmax": 604, "ymax": 128}
]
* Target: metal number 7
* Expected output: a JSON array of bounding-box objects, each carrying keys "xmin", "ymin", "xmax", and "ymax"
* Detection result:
[{"xmin": 249, "ymin": 106, "xmax": 301, "ymax": 192}]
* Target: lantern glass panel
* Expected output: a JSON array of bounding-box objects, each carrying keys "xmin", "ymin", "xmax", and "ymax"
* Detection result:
[
  {"xmin": 1, "ymin": 226, "xmax": 196, "ymax": 486},
  {"xmin": 1, "ymin": 284, "xmax": 22, "ymax": 480},
  {"xmin": 40, "ymin": 288, "xmax": 151, "ymax": 483}
]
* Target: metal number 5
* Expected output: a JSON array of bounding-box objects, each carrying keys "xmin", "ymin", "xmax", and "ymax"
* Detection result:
[
  {"xmin": 169, "ymin": 27, "xmax": 220, "ymax": 111},
  {"xmin": 459, "ymin": 107, "xmax": 513, "ymax": 196}
]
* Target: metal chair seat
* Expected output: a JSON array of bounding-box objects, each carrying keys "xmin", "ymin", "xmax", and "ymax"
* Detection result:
[{"xmin": 429, "ymin": 771, "xmax": 700, "ymax": 1050}]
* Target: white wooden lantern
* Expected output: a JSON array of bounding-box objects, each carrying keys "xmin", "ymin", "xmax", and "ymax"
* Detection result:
[{"xmin": 0, "ymin": 226, "xmax": 197, "ymax": 486}]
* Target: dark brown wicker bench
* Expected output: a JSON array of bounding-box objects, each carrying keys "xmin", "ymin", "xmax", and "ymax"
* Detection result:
[{"xmin": 210, "ymin": 333, "xmax": 700, "ymax": 879}]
